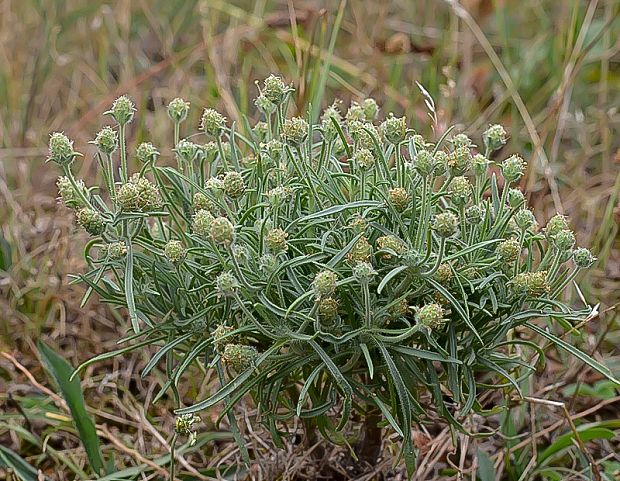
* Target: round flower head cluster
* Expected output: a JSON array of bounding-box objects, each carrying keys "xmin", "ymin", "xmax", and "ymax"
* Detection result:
[
  {"xmin": 92, "ymin": 126, "xmax": 117, "ymax": 154},
  {"xmin": 107, "ymin": 241, "xmax": 127, "ymax": 259},
  {"xmin": 281, "ymin": 117, "xmax": 308, "ymax": 146},
  {"xmin": 450, "ymin": 133, "xmax": 474, "ymax": 149},
  {"xmin": 201, "ymin": 108, "xmax": 226, "ymax": 136},
  {"xmin": 48, "ymin": 132, "xmax": 77, "ymax": 166},
  {"xmin": 313, "ymin": 270, "xmax": 338, "ymax": 299},
  {"xmin": 192, "ymin": 192, "xmax": 215, "ymax": 213},
  {"xmin": 362, "ymin": 98, "xmax": 379, "ymax": 121},
  {"xmin": 483, "ymin": 124, "xmax": 507, "ymax": 151},
  {"xmin": 514, "ymin": 209, "xmax": 537, "ymax": 231},
  {"xmin": 507, "ymin": 188, "xmax": 525, "ymax": 208},
  {"xmin": 354, "ymin": 148, "xmax": 375, "ymax": 170},
  {"xmin": 222, "ymin": 344, "xmax": 258, "ymax": 371},
  {"xmin": 107, "ymin": 95, "xmax": 135, "ymax": 125},
  {"xmin": 192, "ymin": 209, "xmax": 214, "ymax": 237},
  {"xmin": 215, "ymin": 271, "xmax": 239, "ymax": 297},
  {"xmin": 266, "ymin": 228, "xmax": 288, "ymax": 253},
  {"xmin": 318, "ymin": 297, "xmax": 339, "ymax": 321},
  {"xmin": 57, "ymin": 176, "xmax": 86, "ymax": 209},
  {"xmin": 262, "ymin": 74, "xmax": 289, "ymax": 105},
  {"xmin": 346, "ymin": 102, "xmax": 365, "ymax": 124},
  {"xmin": 501, "ymin": 154, "xmax": 526, "ymax": 184},
  {"xmin": 448, "ymin": 176, "xmax": 472, "ymax": 206},
  {"xmin": 446, "ymin": 146, "xmax": 472, "ymax": 176},
  {"xmin": 545, "ymin": 214, "xmax": 569, "ymax": 239},
  {"xmin": 175, "ymin": 413, "xmax": 200, "ymax": 435},
  {"xmin": 164, "ymin": 240, "xmax": 186, "ymax": 264},
  {"xmin": 389, "ymin": 187, "xmax": 409, "ymax": 211},
  {"xmin": 321, "ymin": 102, "xmax": 343, "ymax": 141},
  {"xmin": 175, "ymin": 139, "xmax": 200, "ymax": 163},
  {"xmin": 210, "ymin": 217, "xmax": 235, "ymax": 246},
  {"xmin": 136, "ymin": 142, "xmax": 159, "ymax": 164},
  {"xmin": 202, "ymin": 142, "xmax": 219, "ymax": 163},
  {"xmin": 465, "ymin": 204, "xmax": 484, "ymax": 225},
  {"xmin": 552, "ymin": 229, "xmax": 576, "ymax": 252},
  {"xmin": 353, "ymin": 261, "xmax": 377, "ymax": 282},
  {"xmin": 255, "ymin": 94, "xmax": 277, "ymax": 115},
  {"xmin": 512, "ymin": 271, "xmax": 550, "ymax": 297},
  {"xmin": 347, "ymin": 236, "xmax": 372, "ymax": 264},
  {"xmin": 435, "ymin": 263, "xmax": 453, "ymax": 285},
  {"xmin": 415, "ymin": 150, "xmax": 435, "ymax": 177},
  {"xmin": 212, "ymin": 324, "xmax": 235, "ymax": 353},
  {"xmin": 433, "ymin": 212, "xmax": 459, "ymax": 238},
  {"xmin": 380, "ymin": 113, "xmax": 407, "ymax": 144},
  {"xmin": 223, "ymin": 171, "xmax": 246, "ymax": 198},
  {"xmin": 573, "ymin": 247, "xmax": 595, "ymax": 268},
  {"xmin": 472, "ymin": 154, "xmax": 489, "ymax": 176},
  {"xmin": 167, "ymin": 97, "xmax": 190, "ymax": 123},
  {"xmin": 116, "ymin": 174, "xmax": 162, "ymax": 212},
  {"xmin": 76, "ymin": 208, "xmax": 105, "ymax": 235},
  {"xmin": 377, "ymin": 235, "xmax": 404, "ymax": 260},
  {"xmin": 497, "ymin": 238, "xmax": 521, "ymax": 262},
  {"xmin": 416, "ymin": 303, "xmax": 444, "ymax": 330}
]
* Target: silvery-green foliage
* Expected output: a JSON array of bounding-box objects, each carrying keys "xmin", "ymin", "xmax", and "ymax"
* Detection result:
[{"xmin": 52, "ymin": 77, "xmax": 609, "ymax": 469}]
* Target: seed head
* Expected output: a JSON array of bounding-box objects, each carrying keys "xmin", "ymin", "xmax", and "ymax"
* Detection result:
[
  {"xmin": 433, "ymin": 212, "xmax": 459, "ymax": 238},
  {"xmin": 48, "ymin": 132, "xmax": 77, "ymax": 166},
  {"xmin": 108, "ymin": 96, "xmax": 135, "ymax": 125},
  {"xmin": 352, "ymin": 261, "xmax": 377, "ymax": 282},
  {"xmin": 281, "ymin": 117, "xmax": 308, "ymax": 146},
  {"xmin": 354, "ymin": 148, "xmax": 375, "ymax": 170},
  {"xmin": 347, "ymin": 236, "xmax": 372, "ymax": 264},
  {"xmin": 56, "ymin": 176, "xmax": 86, "ymax": 209},
  {"xmin": 465, "ymin": 204, "xmax": 484, "ymax": 225},
  {"xmin": 380, "ymin": 113, "xmax": 407, "ymax": 144},
  {"xmin": 447, "ymin": 146, "xmax": 472, "ymax": 176},
  {"xmin": 266, "ymin": 228, "xmax": 288, "ymax": 253},
  {"xmin": 415, "ymin": 149, "xmax": 435, "ymax": 177},
  {"xmin": 116, "ymin": 174, "xmax": 162, "ymax": 212},
  {"xmin": 501, "ymin": 154, "xmax": 526, "ymax": 184},
  {"xmin": 200, "ymin": 108, "xmax": 226, "ymax": 136},
  {"xmin": 215, "ymin": 271, "xmax": 239, "ymax": 297},
  {"xmin": 497, "ymin": 238, "xmax": 521, "ymax": 262},
  {"xmin": 318, "ymin": 297, "xmax": 340, "ymax": 321},
  {"xmin": 390, "ymin": 298, "xmax": 410, "ymax": 319},
  {"xmin": 472, "ymin": 154, "xmax": 489, "ymax": 176},
  {"xmin": 167, "ymin": 97, "xmax": 190, "ymax": 123},
  {"xmin": 92, "ymin": 126, "xmax": 117, "ymax": 155},
  {"xmin": 448, "ymin": 176, "xmax": 472, "ymax": 206},
  {"xmin": 389, "ymin": 187, "xmax": 410, "ymax": 211},
  {"xmin": 210, "ymin": 217, "xmax": 235, "ymax": 246},
  {"xmin": 483, "ymin": 124, "xmax": 507, "ymax": 151},
  {"xmin": 222, "ymin": 344, "xmax": 258, "ymax": 370},
  {"xmin": 514, "ymin": 209, "xmax": 537, "ymax": 231},
  {"xmin": 376, "ymin": 235, "xmax": 405, "ymax": 260},
  {"xmin": 222, "ymin": 171, "xmax": 246, "ymax": 198},
  {"xmin": 573, "ymin": 247, "xmax": 595, "ymax": 268},
  {"xmin": 362, "ymin": 98, "xmax": 379, "ymax": 121},
  {"xmin": 545, "ymin": 214, "xmax": 569, "ymax": 239},
  {"xmin": 262, "ymin": 74, "xmax": 289, "ymax": 105},
  {"xmin": 76, "ymin": 208, "xmax": 105, "ymax": 236},
  {"xmin": 164, "ymin": 240, "xmax": 186, "ymax": 263},
  {"xmin": 266, "ymin": 186, "xmax": 292, "ymax": 208},
  {"xmin": 416, "ymin": 303, "xmax": 444, "ymax": 330},
  {"xmin": 552, "ymin": 229, "xmax": 576, "ymax": 252},
  {"xmin": 313, "ymin": 270, "xmax": 338, "ymax": 298},
  {"xmin": 136, "ymin": 142, "xmax": 159, "ymax": 164}
]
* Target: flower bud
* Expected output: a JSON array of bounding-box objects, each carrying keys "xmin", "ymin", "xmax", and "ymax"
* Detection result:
[
  {"xmin": 352, "ymin": 261, "xmax": 377, "ymax": 282},
  {"xmin": 507, "ymin": 188, "xmax": 525, "ymax": 208},
  {"xmin": 107, "ymin": 241, "xmax": 127, "ymax": 259},
  {"xmin": 281, "ymin": 117, "xmax": 308, "ymax": 146},
  {"xmin": 108, "ymin": 95, "xmax": 135, "ymax": 125},
  {"xmin": 544, "ymin": 214, "xmax": 569, "ymax": 239},
  {"xmin": 433, "ymin": 212, "xmax": 459, "ymax": 238},
  {"xmin": 472, "ymin": 153, "xmax": 489, "ymax": 176},
  {"xmin": 514, "ymin": 209, "xmax": 537, "ymax": 231},
  {"xmin": 416, "ymin": 303, "xmax": 444, "ymax": 330},
  {"xmin": 222, "ymin": 171, "xmax": 246, "ymax": 198},
  {"xmin": 313, "ymin": 270, "xmax": 338, "ymax": 298},
  {"xmin": 497, "ymin": 238, "xmax": 521, "ymax": 262},
  {"xmin": 501, "ymin": 154, "xmax": 526, "ymax": 184},
  {"xmin": 465, "ymin": 204, "xmax": 484, "ymax": 225},
  {"xmin": 164, "ymin": 240, "xmax": 186, "ymax": 263},
  {"xmin": 415, "ymin": 149, "xmax": 435, "ymax": 177},
  {"xmin": 200, "ymin": 108, "xmax": 226, "ymax": 136},
  {"xmin": 389, "ymin": 187, "xmax": 409, "ymax": 211},
  {"xmin": 201, "ymin": 142, "xmax": 219, "ymax": 163},
  {"xmin": 447, "ymin": 146, "xmax": 472, "ymax": 176},
  {"xmin": 573, "ymin": 247, "xmax": 595, "ymax": 268},
  {"xmin": 215, "ymin": 271, "xmax": 239, "ymax": 297},
  {"xmin": 56, "ymin": 176, "xmax": 86, "ymax": 209},
  {"xmin": 552, "ymin": 229, "xmax": 576, "ymax": 252},
  {"xmin": 205, "ymin": 176, "xmax": 224, "ymax": 194},
  {"xmin": 377, "ymin": 235, "xmax": 405, "ymax": 260},
  {"xmin": 222, "ymin": 344, "xmax": 258, "ymax": 370},
  {"xmin": 266, "ymin": 228, "xmax": 288, "ymax": 253},
  {"xmin": 167, "ymin": 97, "xmax": 190, "ymax": 123},
  {"xmin": 210, "ymin": 217, "xmax": 235, "ymax": 246},
  {"xmin": 76, "ymin": 208, "xmax": 105, "ymax": 235},
  {"xmin": 321, "ymin": 102, "xmax": 342, "ymax": 141},
  {"xmin": 48, "ymin": 132, "xmax": 77, "ymax": 166},
  {"xmin": 380, "ymin": 113, "xmax": 407, "ymax": 144},
  {"xmin": 263, "ymin": 139, "xmax": 284, "ymax": 160},
  {"xmin": 448, "ymin": 176, "xmax": 472, "ymax": 206},
  {"xmin": 136, "ymin": 142, "xmax": 159, "ymax": 164},
  {"xmin": 262, "ymin": 74, "xmax": 289, "ymax": 105},
  {"xmin": 92, "ymin": 126, "xmax": 117, "ymax": 155},
  {"xmin": 232, "ymin": 244, "xmax": 250, "ymax": 264},
  {"xmin": 362, "ymin": 98, "xmax": 379, "ymax": 122},
  {"xmin": 483, "ymin": 124, "xmax": 507, "ymax": 152},
  {"xmin": 390, "ymin": 298, "xmax": 410, "ymax": 319},
  {"xmin": 353, "ymin": 148, "xmax": 375, "ymax": 170},
  {"xmin": 174, "ymin": 139, "xmax": 200, "ymax": 164}
]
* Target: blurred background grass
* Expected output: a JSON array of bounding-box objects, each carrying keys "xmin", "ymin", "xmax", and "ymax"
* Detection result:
[{"xmin": 1, "ymin": 0, "xmax": 620, "ymax": 479}]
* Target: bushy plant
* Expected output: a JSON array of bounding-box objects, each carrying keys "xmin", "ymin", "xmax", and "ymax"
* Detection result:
[{"xmin": 49, "ymin": 76, "xmax": 613, "ymax": 473}]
